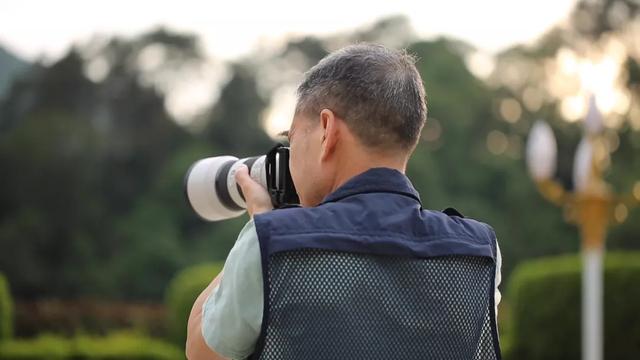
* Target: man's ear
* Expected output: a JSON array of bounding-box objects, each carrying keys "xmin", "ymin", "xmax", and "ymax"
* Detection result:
[{"xmin": 319, "ymin": 109, "xmax": 339, "ymax": 161}]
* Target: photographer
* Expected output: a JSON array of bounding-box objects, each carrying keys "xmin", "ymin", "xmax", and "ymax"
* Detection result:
[{"xmin": 186, "ymin": 44, "xmax": 502, "ymax": 360}]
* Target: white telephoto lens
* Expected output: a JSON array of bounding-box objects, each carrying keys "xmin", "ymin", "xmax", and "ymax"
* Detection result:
[
  {"xmin": 227, "ymin": 161, "xmax": 248, "ymax": 208},
  {"xmin": 249, "ymin": 156, "xmax": 268, "ymax": 188},
  {"xmin": 185, "ymin": 156, "xmax": 246, "ymax": 221}
]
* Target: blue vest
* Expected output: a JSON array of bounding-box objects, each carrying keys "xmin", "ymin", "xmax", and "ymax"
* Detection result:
[{"xmin": 252, "ymin": 168, "xmax": 501, "ymax": 359}]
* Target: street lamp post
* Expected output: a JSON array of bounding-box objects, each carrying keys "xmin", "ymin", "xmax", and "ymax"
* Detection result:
[{"xmin": 525, "ymin": 96, "xmax": 639, "ymax": 360}]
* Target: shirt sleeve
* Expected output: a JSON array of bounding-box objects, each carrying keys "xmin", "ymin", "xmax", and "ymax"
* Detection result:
[{"xmin": 201, "ymin": 219, "xmax": 264, "ymax": 360}]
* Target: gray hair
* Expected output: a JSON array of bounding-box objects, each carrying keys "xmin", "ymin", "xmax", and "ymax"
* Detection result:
[{"xmin": 295, "ymin": 43, "xmax": 427, "ymax": 150}]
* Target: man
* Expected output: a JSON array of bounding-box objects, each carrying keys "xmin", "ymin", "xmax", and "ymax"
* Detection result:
[{"xmin": 186, "ymin": 44, "xmax": 502, "ymax": 360}]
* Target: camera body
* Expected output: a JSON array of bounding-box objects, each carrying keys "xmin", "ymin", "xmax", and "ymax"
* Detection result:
[{"xmin": 184, "ymin": 144, "xmax": 299, "ymax": 221}]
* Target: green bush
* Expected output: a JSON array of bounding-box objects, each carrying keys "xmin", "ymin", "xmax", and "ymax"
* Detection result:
[
  {"xmin": 0, "ymin": 273, "xmax": 12, "ymax": 340},
  {"xmin": 0, "ymin": 331, "xmax": 183, "ymax": 359},
  {"xmin": 506, "ymin": 252, "xmax": 640, "ymax": 360},
  {"xmin": 165, "ymin": 262, "xmax": 224, "ymax": 346},
  {"xmin": 498, "ymin": 324, "xmax": 514, "ymax": 360},
  {"xmin": 14, "ymin": 299, "xmax": 168, "ymax": 339}
]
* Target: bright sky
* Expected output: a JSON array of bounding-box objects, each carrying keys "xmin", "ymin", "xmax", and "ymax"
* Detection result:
[{"xmin": 1, "ymin": 0, "xmax": 578, "ymax": 62}]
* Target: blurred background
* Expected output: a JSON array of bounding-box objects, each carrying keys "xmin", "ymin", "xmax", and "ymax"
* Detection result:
[{"xmin": 0, "ymin": 0, "xmax": 639, "ymax": 358}]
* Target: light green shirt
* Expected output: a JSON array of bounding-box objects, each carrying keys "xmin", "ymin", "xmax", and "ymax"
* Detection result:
[
  {"xmin": 202, "ymin": 220, "xmax": 262, "ymax": 359},
  {"xmin": 201, "ymin": 219, "xmax": 502, "ymax": 360}
]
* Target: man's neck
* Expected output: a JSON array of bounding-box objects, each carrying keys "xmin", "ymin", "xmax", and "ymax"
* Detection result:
[{"xmin": 328, "ymin": 148, "xmax": 408, "ymax": 195}]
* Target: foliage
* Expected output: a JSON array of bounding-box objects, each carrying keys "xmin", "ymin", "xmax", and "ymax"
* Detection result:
[
  {"xmin": 165, "ymin": 262, "xmax": 224, "ymax": 346},
  {"xmin": 14, "ymin": 299, "xmax": 167, "ymax": 339},
  {"xmin": 0, "ymin": 274, "xmax": 12, "ymax": 340},
  {"xmin": 0, "ymin": 331, "xmax": 183, "ymax": 359},
  {"xmin": 0, "ymin": 45, "xmax": 29, "ymax": 99},
  {"xmin": 505, "ymin": 252, "xmax": 640, "ymax": 360}
]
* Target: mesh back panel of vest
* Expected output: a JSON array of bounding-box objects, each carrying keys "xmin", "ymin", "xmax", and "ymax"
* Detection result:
[{"xmin": 253, "ymin": 249, "xmax": 499, "ymax": 360}]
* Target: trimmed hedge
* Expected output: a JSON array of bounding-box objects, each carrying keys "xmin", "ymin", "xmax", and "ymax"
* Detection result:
[
  {"xmin": 165, "ymin": 262, "xmax": 224, "ymax": 346},
  {"xmin": 0, "ymin": 273, "xmax": 12, "ymax": 340},
  {"xmin": 506, "ymin": 252, "xmax": 640, "ymax": 360},
  {"xmin": 14, "ymin": 299, "xmax": 167, "ymax": 338},
  {"xmin": 0, "ymin": 331, "xmax": 183, "ymax": 359}
]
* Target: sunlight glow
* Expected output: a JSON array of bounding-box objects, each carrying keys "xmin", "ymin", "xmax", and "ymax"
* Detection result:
[
  {"xmin": 550, "ymin": 38, "xmax": 631, "ymax": 127},
  {"xmin": 262, "ymin": 86, "xmax": 297, "ymax": 139},
  {"xmin": 499, "ymin": 98, "xmax": 522, "ymax": 123}
]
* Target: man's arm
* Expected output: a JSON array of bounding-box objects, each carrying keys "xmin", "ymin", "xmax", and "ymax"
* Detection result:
[
  {"xmin": 186, "ymin": 273, "xmax": 227, "ymax": 360},
  {"xmin": 185, "ymin": 165, "xmax": 272, "ymax": 360}
]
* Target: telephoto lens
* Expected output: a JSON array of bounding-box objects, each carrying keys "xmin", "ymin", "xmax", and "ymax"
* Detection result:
[
  {"xmin": 184, "ymin": 145, "xmax": 299, "ymax": 221},
  {"xmin": 184, "ymin": 155, "xmax": 267, "ymax": 221}
]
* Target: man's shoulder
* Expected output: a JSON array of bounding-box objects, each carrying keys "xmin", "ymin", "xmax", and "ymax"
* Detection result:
[
  {"xmin": 428, "ymin": 208, "xmax": 497, "ymax": 240},
  {"xmin": 254, "ymin": 201, "xmax": 495, "ymax": 242},
  {"xmin": 253, "ymin": 199, "xmax": 498, "ymax": 260}
]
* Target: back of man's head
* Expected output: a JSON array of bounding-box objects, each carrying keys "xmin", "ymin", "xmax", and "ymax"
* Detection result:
[{"xmin": 295, "ymin": 44, "xmax": 427, "ymax": 152}]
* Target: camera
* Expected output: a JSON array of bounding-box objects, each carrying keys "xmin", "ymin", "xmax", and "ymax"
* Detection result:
[{"xmin": 184, "ymin": 144, "xmax": 299, "ymax": 221}]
